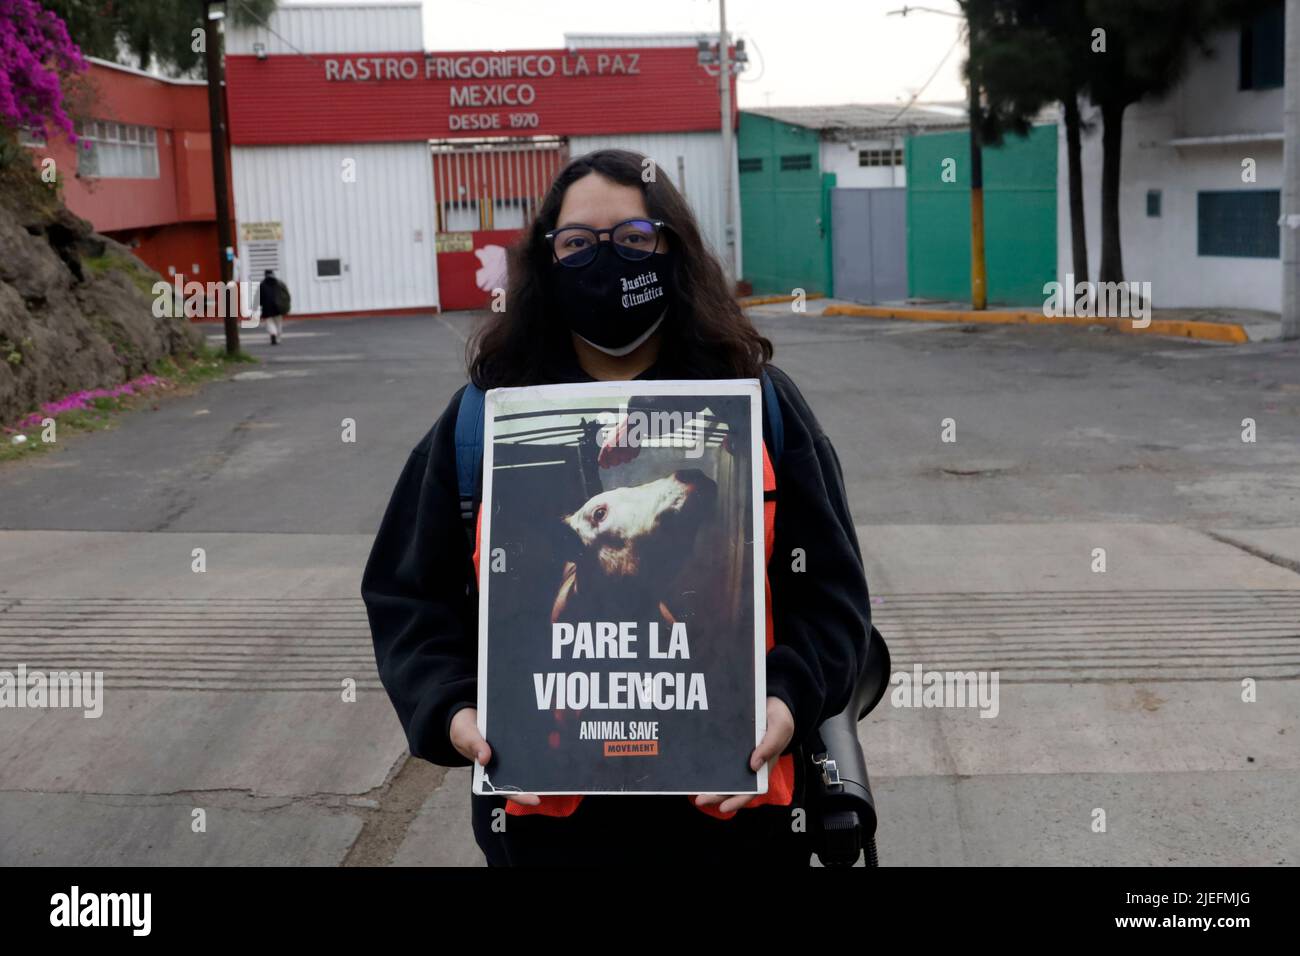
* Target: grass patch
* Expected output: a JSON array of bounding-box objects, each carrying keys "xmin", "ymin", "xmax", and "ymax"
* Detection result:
[
  {"xmin": 1, "ymin": 345, "xmax": 258, "ymax": 464},
  {"xmin": 82, "ymin": 250, "xmax": 160, "ymax": 298}
]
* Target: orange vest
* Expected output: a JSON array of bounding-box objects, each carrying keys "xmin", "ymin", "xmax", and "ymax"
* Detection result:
[{"xmin": 472, "ymin": 442, "xmax": 795, "ymax": 821}]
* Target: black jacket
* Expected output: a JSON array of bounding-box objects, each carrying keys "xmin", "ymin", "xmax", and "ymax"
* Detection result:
[
  {"xmin": 258, "ymin": 276, "xmax": 284, "ymax": 318},
  {"xmin": 360, "ymin": 361, "xmax": 873, "ymax": 769}
]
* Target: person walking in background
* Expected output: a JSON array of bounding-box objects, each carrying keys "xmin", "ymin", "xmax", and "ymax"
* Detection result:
[{"xmin": 258, "ymin": 269, "xmax": 289, "ymax": 345}]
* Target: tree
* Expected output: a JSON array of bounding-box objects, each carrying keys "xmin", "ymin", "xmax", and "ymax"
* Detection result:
[
  {"xmin": 964, "ymin": 0, "xmax": 1094, "ymax": 284},
  {"xmin": 42, "ymin": 0, "xmax": 276, "ymax": 78},
  {"xmin": 1081, "ymin": 0, "xmax": 1276, "ymax": 284},
  {"xmin": 1083, "ymin": 1, "xmax": 1212, "ymax": 284},
  {"xmin": 0, "ymin": 0, "xmax": 86, "ymax": 142}
]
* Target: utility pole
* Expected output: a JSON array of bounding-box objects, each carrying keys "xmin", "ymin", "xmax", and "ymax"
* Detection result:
[
  {"xmin": 968, "ymin": 34, "xmax": 987, "ymax": 311},
  {"xmin": 1282, "ymin": 0, "xmax": 1299, "ymax": 339},
  {"xmin": 718, "ymin": 0, "xmax": 736, "ymax": 285},
  {"xmin": 203, "ymin": 0, "xmax": 240, "ymax": 355}
]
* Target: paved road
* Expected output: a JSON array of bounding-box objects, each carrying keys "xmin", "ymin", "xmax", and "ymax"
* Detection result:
[{"xmin": 1, "ymin": 310, "xmax": 1297, "ymax": 865}]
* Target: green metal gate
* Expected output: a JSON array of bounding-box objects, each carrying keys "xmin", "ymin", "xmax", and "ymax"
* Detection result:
[
  {"xmin": 906, "ymin": 124, "xmax": 1057, "ymax": 305},
  {"xmin": 738, "ymin": 113, "xmax": 832, "ymax": 296}
]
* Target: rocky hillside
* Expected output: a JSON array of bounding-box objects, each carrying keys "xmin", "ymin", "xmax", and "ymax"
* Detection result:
[{"xmin": 0, "ymin": 153, "xmax": 203, "ymax": 425}]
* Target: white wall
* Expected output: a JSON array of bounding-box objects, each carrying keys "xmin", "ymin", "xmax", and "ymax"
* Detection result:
[
  {"xmin": 820, "ymin": 137, "xmax": 906, "ymax": 188},
  {"xmin": 225, "ymin": 2, "xmax": 421, "ymax": 55},
  {"xmin": 1056, "ymin": 28, "xmax": 1284, "ymax": 312},
  {"xmin": 1175, "ymin": 28, "xmax": 1285, "ymax": 139},
  {"xmin": 568, "ymin": 132, "xmax": 743, "ymax": 281},
  {"xmin": 232, "ymin": 142, "xmax": 439, "ymax": 315}
]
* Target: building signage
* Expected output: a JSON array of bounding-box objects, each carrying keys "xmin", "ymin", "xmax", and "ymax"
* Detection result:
[
  {"xmin": 324, "ymin": 52, "xmax": 642, "ymax": 82},
  {"xmin": 225, "ymin": 46, "xmax": 734, "ymax": 145},
  {"xmin": 240, "ymin": 221, "xmax": 283, "ymax": 241},
  {"xmin": 435, "ymin": 232, "xmax": 474, "ymax": 254},
  {"xmin": 323, "ymin": 53, "xmax": 644, "ymax": 131}
]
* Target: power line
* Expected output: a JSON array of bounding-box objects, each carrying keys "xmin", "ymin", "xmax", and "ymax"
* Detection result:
[
  {"xmin": 882, "ymin": 32, "xmax": 962, "ymax": 127},
  {"xmin": 737, "ymin": 33, "xmax": 765, "ymax": 84},
  {"xmin": 233, "ymin": 0, "xmax": 321, "ymax": 62}
]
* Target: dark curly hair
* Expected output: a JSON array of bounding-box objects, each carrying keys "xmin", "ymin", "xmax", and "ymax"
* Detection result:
[{"xmin": 468, "ymin": 148, "xmax": 772, "ymax": 388}]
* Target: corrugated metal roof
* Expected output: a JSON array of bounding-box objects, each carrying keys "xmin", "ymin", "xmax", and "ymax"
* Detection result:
[
  {"xmin": 742, "ymin": 102, "xmax": 970, "ymax": 137},
  {"xmin": 743, "ymin": 101, "xmax": 1060, "ymax": 139}
]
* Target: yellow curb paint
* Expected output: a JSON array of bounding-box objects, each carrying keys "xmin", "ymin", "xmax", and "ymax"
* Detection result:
[
  {"xmin": 738, "ymin": 292, "xmax": 827, "ymax": 307},
  {"xmin": 821, "ymin": 304, "xmax": 1249, "ymax": 344}
]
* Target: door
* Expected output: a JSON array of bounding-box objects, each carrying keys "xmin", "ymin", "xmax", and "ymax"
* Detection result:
[{"xmin": 831, "ymin": 187, "xmax": 907, "ymax": 304}]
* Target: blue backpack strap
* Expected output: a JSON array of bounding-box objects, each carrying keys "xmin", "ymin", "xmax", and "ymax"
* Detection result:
[
  {"xmin": 454, "ymin": 383, "xmax": 486, "ymax": 529},
  {"xmin": 760, "ymin": 369, "xmax": 783, "ymax": 471}
]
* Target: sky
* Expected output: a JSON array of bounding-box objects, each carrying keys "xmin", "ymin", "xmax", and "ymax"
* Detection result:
[{"xmin": 308, "ymin": 0, "xmax": 971, "ymax": 108}]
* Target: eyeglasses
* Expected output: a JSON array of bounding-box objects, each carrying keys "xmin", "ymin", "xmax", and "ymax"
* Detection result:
[{"xmin": 545, "ymin": 218, "xmax": 667, "ymax": 268}]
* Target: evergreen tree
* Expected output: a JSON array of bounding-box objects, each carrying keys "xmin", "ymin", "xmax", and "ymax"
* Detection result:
[{"xmin": 42, "ymin": 0, "xmax": 276, "ymax": 77}]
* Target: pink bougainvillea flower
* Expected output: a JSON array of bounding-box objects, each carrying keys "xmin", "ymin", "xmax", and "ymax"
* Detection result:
[{"xmin": 0, "ymin": 0, "xmax": 87, "ymax": 141}]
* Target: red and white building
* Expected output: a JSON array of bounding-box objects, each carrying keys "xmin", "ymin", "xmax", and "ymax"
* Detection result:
[
  {"xmin": 29, "ymin": 58, "xmax": 221, "ymax": 286},
  {"xmin": 225, "ymin": 2, "xmax": 740, "ymax": 315}
]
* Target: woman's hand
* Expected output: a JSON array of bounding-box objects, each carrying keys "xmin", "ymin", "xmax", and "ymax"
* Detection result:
[
  {"xmin": 694, "ymin": 696, "xmax": 795, "ymax": 814},
  {"xmin": 449, "ymin": 707, "xmax": 541, "ymax": 806}
]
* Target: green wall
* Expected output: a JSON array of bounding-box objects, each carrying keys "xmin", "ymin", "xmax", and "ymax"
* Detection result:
[
  {"xmin": 906, "ymin": 124, "xmax": 1057, "ymax": 305},
  {"xmin": 738, "ymin": 113, "xmax": 831, "ymax": 296}
]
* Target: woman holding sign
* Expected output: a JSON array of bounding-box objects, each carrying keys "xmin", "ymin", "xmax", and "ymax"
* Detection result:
[{"xmin": 362, "ymin": 149, "xmax": 877, "ymax": 866}]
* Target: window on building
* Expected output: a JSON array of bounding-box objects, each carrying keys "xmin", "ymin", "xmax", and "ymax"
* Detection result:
[
  {"xmin": 18, "ymin": 128, "xmax": 46, "ymax": 148},
  {"xmin": 738, "ymin": 157, "xmax": 763, "ymax": 173},
  {"xmin": 76, "ymin": 121, "xmax": 159, "ymax": 178},
  {"xmin": 1197, "ymin": 190, "xmax": 1280, "ymax": 258},
  {"xmin": 315, "ymin": 258, "xmax": 343, "ymax": 279},
  {"xmin": 779, "ymin": 153, "xmax": 812, "ymax": 172},
  {"xmin": 1146, "ymin": 189, "xmax": 1162, "ymax": 218},
  {"xmin": 1240, "ymin": 0, "xmax": 1284, "ymax": 90},
  {"xmin": 858, "ymin": 148, "xmax": 904, "ymax": 167}
]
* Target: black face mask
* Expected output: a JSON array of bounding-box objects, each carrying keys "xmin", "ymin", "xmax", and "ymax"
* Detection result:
[{"xmin": 549, "ymin": 245, "xmax": 675, "ymax": 356}]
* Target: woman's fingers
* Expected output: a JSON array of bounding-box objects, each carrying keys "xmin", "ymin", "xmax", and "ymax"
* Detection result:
[
  {"xmin": 695, "ymin": 699, "xmax": 797, "ymax": 813},
  {"xmin": 718, "ymin": 793, "xmax": 755, "ymax": 814},
  {"xmin": 449, "ymin": 707, "xmax": 491, "ymax": 765},
  {"xmin": 504, "ymin": 793, "xmax": 542, "ymax": 806},
  {"xmin": 750, "ymin": 696, "xmax": 795, "ymax": 771},
  {"xmin": 450, "ymin": 710, "xmax": 540, "ymax": 806},
  {"xmin": 693, "ymin": 792, "xmax": 756, "ymax": 813}
]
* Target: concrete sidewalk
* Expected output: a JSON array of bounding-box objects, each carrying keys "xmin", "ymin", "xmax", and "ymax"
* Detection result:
[
  {"xmin": 860, "ymin": 522, "xmax": 1300, "ymax": 865},
  {"xmin": 1, "ymin": 522, "xmax": 1295, "ymax": 866},
  {"xmin": 408, "ymin": 521, "xmax": 1300, "ymax": 865},
  {"xmin": 0, "ymin": 530, "xmax": 408, "ymax": 865},
  {"xmin": 745, "ymin": 295, "xmax": 1285, "ymax": 344}
]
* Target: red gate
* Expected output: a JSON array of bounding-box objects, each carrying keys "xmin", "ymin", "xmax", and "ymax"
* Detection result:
[{"xmin": 433, "ymin": 139, "xmax": 567, "ymax": 311}]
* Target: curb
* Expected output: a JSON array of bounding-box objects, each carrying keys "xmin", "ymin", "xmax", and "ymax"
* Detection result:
[
  {"xmin": 821, "ymin": 303, "xmax": 1250, "ymax": 344},
  {"xmin": 739, "ymin": 292, "xmax": 826, "ymax": 308}
]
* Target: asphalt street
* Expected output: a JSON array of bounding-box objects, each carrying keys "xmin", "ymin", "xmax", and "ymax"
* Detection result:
[{"xmin": 1, "ymin": 309, "xmax": 1297, "ymax": 865}]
